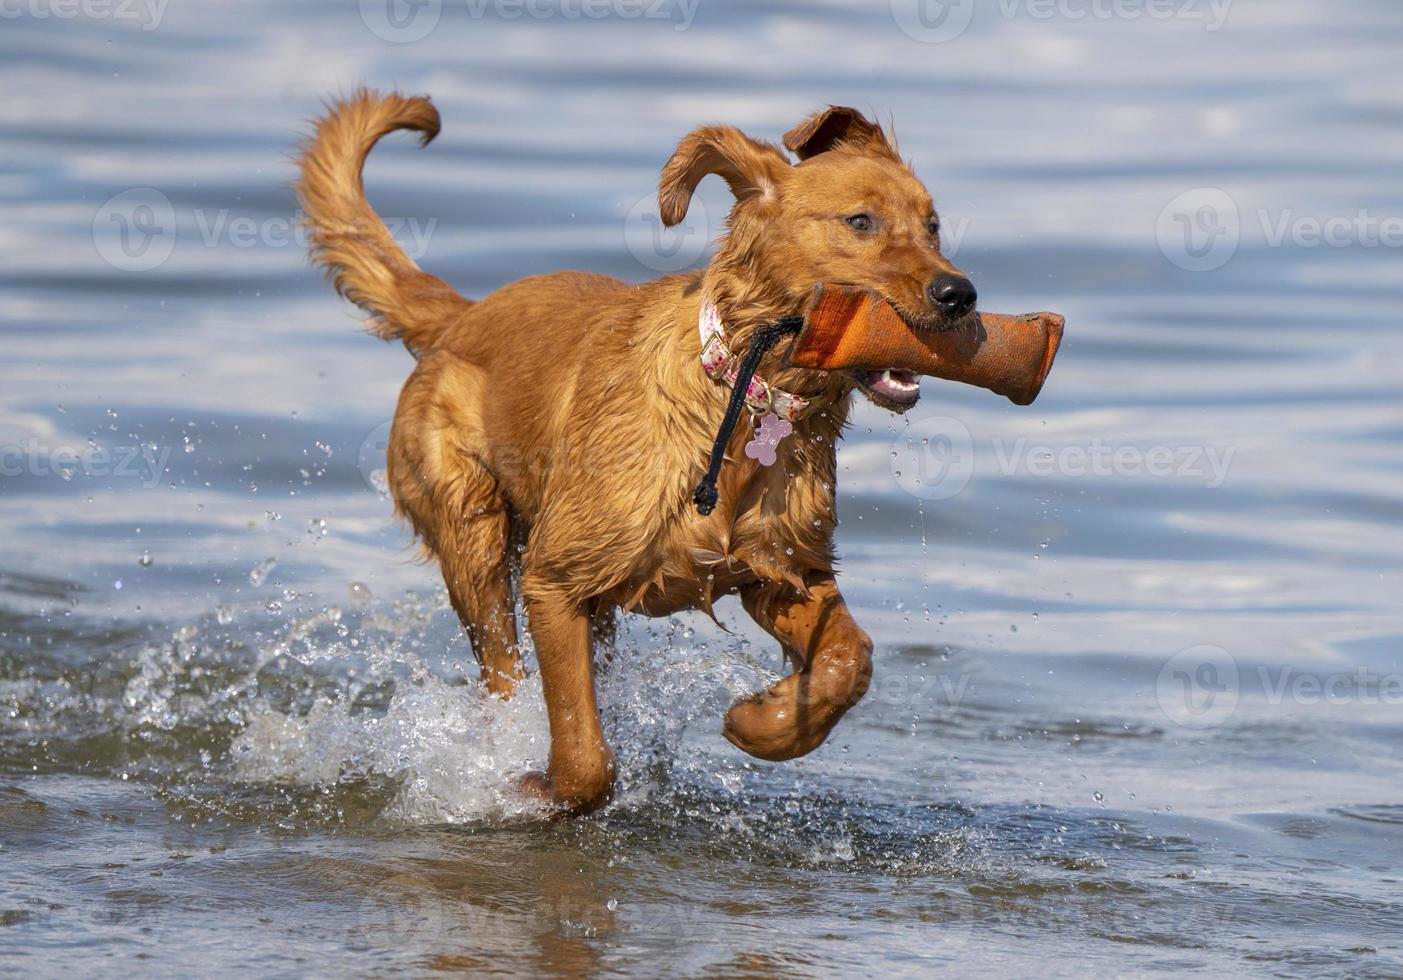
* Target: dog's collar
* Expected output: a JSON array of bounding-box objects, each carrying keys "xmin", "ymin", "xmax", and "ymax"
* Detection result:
[{"xmin": 697, "ymin": 298, "xmax": 823, "ymax": 422}]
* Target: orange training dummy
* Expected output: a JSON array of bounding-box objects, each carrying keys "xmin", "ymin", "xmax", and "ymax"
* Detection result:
[{"xmin": 787, "ymin": 283, "xmax": 1064, "ymax": 406}]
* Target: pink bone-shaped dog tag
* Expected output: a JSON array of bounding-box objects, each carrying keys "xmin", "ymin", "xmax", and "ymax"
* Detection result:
[{"xmin": 744, "ymin": 413, "xmax": 793, "ymax": 467}]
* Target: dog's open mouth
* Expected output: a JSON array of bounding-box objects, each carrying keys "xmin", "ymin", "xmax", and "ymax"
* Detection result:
[
  {"xmin": 838, "ymin": 296, "xmax": 944, "ymax": 413},
  {"xmin": 855, "ymin": 368, "xmax": 921, "ymax": 411}
]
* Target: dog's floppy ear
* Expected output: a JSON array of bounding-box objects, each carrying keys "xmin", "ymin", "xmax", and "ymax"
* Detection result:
[
  {"xmin": 659, "ymin": 126, "xmax": 789, "ymax": 227},
  {"xmin": 783, "ymin": 106, "xmax": 893, "ymax": 161}
]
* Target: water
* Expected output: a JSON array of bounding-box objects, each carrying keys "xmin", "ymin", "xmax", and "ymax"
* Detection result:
[{"xmin": 3, "ymin": 1, "xmax": 1403, "ymax": 974}]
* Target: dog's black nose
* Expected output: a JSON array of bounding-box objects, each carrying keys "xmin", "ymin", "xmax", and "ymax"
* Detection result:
[{"xmin": 928, "ymin": 275, "xmax": 977, "ymax": 319}]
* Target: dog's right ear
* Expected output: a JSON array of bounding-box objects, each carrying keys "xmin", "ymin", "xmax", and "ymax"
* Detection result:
[
  {"xmin": 659, "ymin": 126, "xmax": 789, "ymax": 227},
  {"xmin": 783, "ymin": 106, "xmax": 893, "ymax": 161}
]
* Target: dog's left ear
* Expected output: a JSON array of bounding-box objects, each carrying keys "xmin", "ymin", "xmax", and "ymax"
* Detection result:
[
  {"xmin": 659, "ymin": 126, "xmax": 789, "ymax": 227},
  {"xmin": 783, "ymin": 106, "xmax": 894, "ymax": 161}
]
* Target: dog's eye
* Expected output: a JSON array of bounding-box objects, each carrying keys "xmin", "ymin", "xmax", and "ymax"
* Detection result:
[
  {"xmin": 927, "ymin": 219, "xmax": 940, "ymax": 238},
  {"xmin": 844, "ymin": 213, "xmax": 874, "ymax": 233}
]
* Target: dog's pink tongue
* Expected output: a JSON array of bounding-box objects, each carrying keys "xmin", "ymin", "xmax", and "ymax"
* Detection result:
[{"xmin": 863, "ymin": 369, "xmax": 920, "ymax": 404}]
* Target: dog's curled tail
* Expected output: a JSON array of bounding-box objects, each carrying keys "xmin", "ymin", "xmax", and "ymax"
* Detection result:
[{"xmin": 297, "ymin": 89, "xmax": 469, "ymax": 353}]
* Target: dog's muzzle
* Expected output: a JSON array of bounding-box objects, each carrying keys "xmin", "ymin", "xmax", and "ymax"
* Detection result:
[{"xmin": 785, "ymin": 283, "xmax": 1065, "ymax": 407}]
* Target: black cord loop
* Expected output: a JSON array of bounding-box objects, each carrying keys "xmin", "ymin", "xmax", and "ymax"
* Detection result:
[{"xmin": 693, "ymin": 314, "xmax": 805, "ymax": 515}]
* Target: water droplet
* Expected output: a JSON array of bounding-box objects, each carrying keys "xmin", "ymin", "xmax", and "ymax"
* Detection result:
[{"xmin": 249, "ymin": 557, "xmax": 277, "ymax": 586}]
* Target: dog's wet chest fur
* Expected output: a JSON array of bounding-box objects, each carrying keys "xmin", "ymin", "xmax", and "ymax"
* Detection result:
[{"xmin": 610, "ymin": 430, "xmax": 840, "ymax": 616}]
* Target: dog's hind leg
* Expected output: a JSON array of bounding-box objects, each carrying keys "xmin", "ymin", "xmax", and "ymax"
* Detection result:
[
  {"xmin": 725, "ymin": 574, "xmax": 873, "ymax": 761},
  {"xmin": 429, "ymin": 458, "xmax": 526, "ymax": 699},
  {"xmin": 387, "ymin": 356, "xmax": 525, "ymax": 698}
]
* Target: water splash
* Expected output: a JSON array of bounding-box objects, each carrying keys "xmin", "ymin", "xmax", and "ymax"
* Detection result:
[{"xmin": 0, "ymin": 587, "xmax": 784, "ymax": 829}]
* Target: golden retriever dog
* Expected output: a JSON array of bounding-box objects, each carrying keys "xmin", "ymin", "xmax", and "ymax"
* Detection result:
[{"xmin": 297, "ymin": 91, "xmax": 981, "ymax": 813}]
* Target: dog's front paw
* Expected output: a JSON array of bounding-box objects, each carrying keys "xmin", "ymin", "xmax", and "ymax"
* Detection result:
[
  {"xmin": 514, "ymin": 770, "xmax": 556, "ymax": 802},
  {"xmin": 511, "ymin": 765, "xmax": 615, "ymax": 815},
  {"xmin": 722, "ymin": 685, "xmax": 822, "ymax": 762},
  {"xmin": 722, "ymin": 667, "xmax": 866, "ymax": 762}
]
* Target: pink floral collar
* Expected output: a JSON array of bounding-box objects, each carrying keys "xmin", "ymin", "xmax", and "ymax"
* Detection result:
[{"xmin": 697, "ymin": 297, "xmax": 821, "ymax": 423}]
